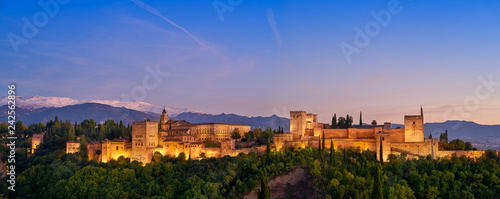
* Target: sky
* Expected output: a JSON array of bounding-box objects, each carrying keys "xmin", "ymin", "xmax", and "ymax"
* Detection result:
[{"xmin": 1, "ymin": 0, "xmax": 500, "ymax": 125}]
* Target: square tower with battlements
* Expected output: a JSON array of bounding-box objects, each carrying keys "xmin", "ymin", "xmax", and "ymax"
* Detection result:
[
  {"xmin": 290, "ymin": 111, "xmax": 318, "ymax": 137},
  {"xmin": 131, "ymin": 121, "xmax": 158, "ymax": 163},
  {"xmin": 404, "ymin": 107, "xmax": 425, "ymax": 142}
]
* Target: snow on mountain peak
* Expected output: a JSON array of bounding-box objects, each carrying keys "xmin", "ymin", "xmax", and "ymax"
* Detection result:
[{"xmin": 0, "ymin": 96, "xmax": 203, "ymax": 116}]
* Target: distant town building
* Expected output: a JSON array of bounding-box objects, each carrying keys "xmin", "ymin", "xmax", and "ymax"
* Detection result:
[{"xmin": 31, "ymin": 132, "xmax": 45, "ymax": 154}]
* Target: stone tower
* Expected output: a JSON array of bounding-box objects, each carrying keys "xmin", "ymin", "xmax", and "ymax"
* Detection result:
[
  {"xmin": 160, "ymin": 107, "xmax": 169, "ymax": 130},
  {"xmin": 131, "ymin": 121, "xmax": 158, "ymax": 164},
  {"xmin": 290, "ymin": 111, "xmax": 318, "ymax": 138},
  {"xmin": 404, "ymin": 107, "xmax": 425, "ymax": 142}
]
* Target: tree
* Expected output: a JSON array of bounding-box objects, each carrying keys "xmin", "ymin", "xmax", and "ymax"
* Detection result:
[
  {"xmin": 322, "ymin": 131, "xmax": 325, "ymax": 152},
  {"xmin": 447, "ymin": 139, "xmax": 466, "ymax": 150},
  {"xmin": 465, "ymin": 142, "xmax": 473, "ymax": 151},
  {"xmin": 318, "ymin": 136, "xmax": 322, "ymax": 159},
  {"xmin": 379, "ymin": 137, "xmax": 383, "ymax": 163},
  {"xmin": 330, "ymin": 140, "xmax": 335, "ymax": 166},
  {"xmin": 231, "ymin": 130, "xmax": 241, "ymax": 140},
  {"xmin": 80, "ymin": 134, "xmax": 89, "ymax": 161},
  {"xmin": 346, "ymin": 114, "xmax": 350, "ymax": 128},
  {"xmin": 332, "ymin": 114, "xmax": 337, "ymax": 129},
  {"xmin": 338, "ymin": 117, "xmax": 346, "ymax": 129},
  {"xmin": 372, "ymin": 120, "xmax": 377, "ymax": 126},
  {"xmin": 152, "ymin": 151, "xmax": 163, "ymax": 163},
  {"xmin": 428, "ymin": 134, "xmax": 432, "ymax": 139},
  {"xmin": 371, "ymin": 164, "xmax": 384, "ymax": 199},
  {"xmin": 348, "ymin": 116, "xmax": 353, "ymax": 128},
  {"xmin": 266, "ymin": 142, "xmax": 272, "ymax": 154},
  {"xmin": 359, "ymin": 111, "xmax": 363, "ymax": 126},
  {"xmin": 258, "ymin": 170, "xmax": 271, "ymax": 199},
  {"xmin": 178, "ymin": 152, "xmax": 187, "ymax": 161}
]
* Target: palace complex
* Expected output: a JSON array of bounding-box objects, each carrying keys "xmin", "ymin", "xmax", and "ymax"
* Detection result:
[
  {"xmin": 63, "ymin": 108, "xmax": 262, "ymax": 164},
  {"xmin": 28, "ymin": 107, "xmax": 496, "ymax": 164},
  {"xmin": 274, "ymin": 107, "xmax": 493, "ymax": 161}
]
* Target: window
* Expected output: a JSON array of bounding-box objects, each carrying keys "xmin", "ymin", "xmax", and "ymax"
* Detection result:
[{"xmin": 116, "ymin": 146, "xmax": 119, "ymax": 150}]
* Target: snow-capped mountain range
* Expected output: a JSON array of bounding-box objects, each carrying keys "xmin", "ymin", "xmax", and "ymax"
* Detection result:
[{"xmin": 0, "ymin": 96, "xmax": 204, "ymax": 116}]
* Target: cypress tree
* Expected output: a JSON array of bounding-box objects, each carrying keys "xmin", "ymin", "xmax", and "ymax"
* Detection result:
[
  {"xmin": 330, "ymin": 140, "xmax": 335, "ymax": 166},
  {"xmin": 258, "ymin": 170, "xmax": 271, "ymax": 199},
  {"xmin": 379, "ymin": 137, "xmax": 383, "ymax": 163},
  {"xmin": 360, "ymin": 111, "xmax": 363, "ymax": 126},
  {"xmin": 371, "ymin": 164, "xmax": 384, "ymax": 199},
  {"xmin": 346, "ymin": 114, "xmax": 350, "ymax": 128},
  {"xmin": 332, "ymin": 114, "xmax": 337, "ymax": 129},
  {"xmin": 322, "ymin": 131, "xmax": 325, "ymax": 152},
  {"xmin": 318, "ymin": 136, "xmax": 322, "ymax": 159}
]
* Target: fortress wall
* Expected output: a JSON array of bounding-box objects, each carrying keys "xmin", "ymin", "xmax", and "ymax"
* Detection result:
[
  {"xmin": 223, "ymin": 146, "xmax": 267, "ymax": 157},
  {"xmin": 386, "ymin": 129, "xmax": 405, "ymax": 142},
  {"xmin": 323, "ymin": 129, "xmax": 348, "ymax": 138},
  {"xmin": 274, "ymin": 134, "xmax": 294, "ymax": 151},
  {"xmin": 436, "ymin": 150, "xmax": 489, "ymax": 159},
  {"xmin": 189, "ymin": 144, "xmax": 203, "ymax": 159},
  {"xmin": 330, "ymin": 139, "xmax": 376, "ymax": 151},
  {"xmin": 109, "ymin": 142, "xmax": 131, "ymax": 160},
  {"xmin": 284, "ymin": 140, "xmax": 308, "ymax": 149},
  {"xmin": 203, "ymin": 148, "xmax": 222, "ymax": 158},
  {"xmin": 354, "ymin": 129, "xmax": 376, "ymax": 138},
  {"xmin": 391, "ymin": 142, "xmax": 433, "ymax": 157}
]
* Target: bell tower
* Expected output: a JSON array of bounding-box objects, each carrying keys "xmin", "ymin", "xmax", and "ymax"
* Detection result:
[{"xmin": 160, "ymin": 106, "xmax": 169, "ymax": 130}]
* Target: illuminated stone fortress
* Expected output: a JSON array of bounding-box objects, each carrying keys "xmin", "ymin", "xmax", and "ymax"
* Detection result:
[
  {"xmin": 275, "ymin": 107, "xmax": 492, "ymax": 161},
  {"xmin": 65, "ymin": 108, "xmax": 260, "ymax": 164}
]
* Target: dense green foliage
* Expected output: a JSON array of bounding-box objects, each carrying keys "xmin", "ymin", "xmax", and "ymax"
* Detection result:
[
  {"xmin": 439, "ymin": 131, "xmax": 476, "ymax": 151},
  {"xmin": 2, "ymin": 140, "xmax": 500, "ymax": 198},
  {"xmin": 311, "ymin": 147, "xmax": 500, "ymax": 199}
]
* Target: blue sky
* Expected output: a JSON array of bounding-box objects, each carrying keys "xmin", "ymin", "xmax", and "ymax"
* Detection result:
[{"xmin": 1, "ymin": 0, "xmax": 500, "ymax": 125}]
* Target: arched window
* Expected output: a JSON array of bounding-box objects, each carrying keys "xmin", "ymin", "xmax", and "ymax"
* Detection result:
[{"xmin": 116, "ymin": 146, "xmax": 119, "ymax": 150}]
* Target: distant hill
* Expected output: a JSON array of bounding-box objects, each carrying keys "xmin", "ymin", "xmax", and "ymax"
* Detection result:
[
  {"xmin": 173, "ymin": 112, "xmax": 290, "ymax": 130},
  {"xmin": 425, "ymin": 120, "xmax": 500, "ymax": 139},
  {"xmin": 0, "ymin": 103, "xmax": 158, "ymax": 125}
]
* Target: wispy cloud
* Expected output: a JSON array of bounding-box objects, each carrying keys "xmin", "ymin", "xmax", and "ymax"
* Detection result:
[
  {"xmin": 266, "ymin": 8, "xmax": 282, "ymax": 48},
  {"xmin": 131, "ymin": 0, "xmax": 214, "ymax": 52}
]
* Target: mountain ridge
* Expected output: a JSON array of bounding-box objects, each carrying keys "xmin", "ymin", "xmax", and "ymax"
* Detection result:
[{"xmin": 0, "ymin": 95, "xmax": 203, "ymax": 117}]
